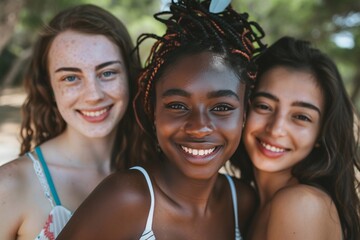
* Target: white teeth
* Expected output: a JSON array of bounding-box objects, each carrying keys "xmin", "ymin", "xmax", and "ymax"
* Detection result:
[
  {"xmin": 81, "ymin": 108, "xmax": 108, "ymax": 117},
  {"xmin": 260, "ymin": 141, "xmax": 286, "ymax": 153},
  {"xmin": 181, "ymin": 146, "xmax": 215, "ymax": 156}
]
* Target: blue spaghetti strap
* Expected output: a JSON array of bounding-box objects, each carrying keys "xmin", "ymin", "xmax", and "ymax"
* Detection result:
[
  {"xmin": 35, "ymin": 146, "xmax": 62, "ymax": 206},
  {"xmin": 225, "ymin": 174, "xmax": 242, "ymax": 240}
]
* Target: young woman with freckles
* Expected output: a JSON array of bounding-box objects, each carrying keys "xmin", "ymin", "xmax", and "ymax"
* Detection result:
[
  {"xmin": 0, "ymin": 4, "xmax": 153, "ymax": 240},
  {"xmin": 230, "ymin": 36, "xmax": 360, "ymax": 240},
  {"xmin": 57, "ymin": 0, "xmax": 266, "ymax": 239}
]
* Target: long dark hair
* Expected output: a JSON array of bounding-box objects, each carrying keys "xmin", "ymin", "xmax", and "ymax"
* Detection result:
[
  {"xmin": 133, "ymin": 0, "xmax": 266, "ymax": 151},
  {"xmin": 20, "ymin": 4, "xmax": 149, "ymax": 169},
  {"xmin": 231, "ymin": 36, "xmax": 360, "ymax": 239}
]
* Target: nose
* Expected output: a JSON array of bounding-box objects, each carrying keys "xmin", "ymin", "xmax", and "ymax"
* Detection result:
[
  {"xmin": 83, "ymin": 76, "xmax": 105, "ymax": 103},
  {"xmin": 265, "ymin": 112, "xmax": 287, "ymax": 137},
  {"xmin": 184, "ymin": 108, "xmax": 214, "ymax": 138}
]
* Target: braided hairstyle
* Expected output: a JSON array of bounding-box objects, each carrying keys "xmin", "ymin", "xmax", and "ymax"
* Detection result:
[{"xmin": 133, "ymin": 0, "xmax": 266, "ymax": 146}]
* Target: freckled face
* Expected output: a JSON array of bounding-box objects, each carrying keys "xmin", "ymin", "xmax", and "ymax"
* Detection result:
[
  {"xmin": 243, "ymin": 66, "xmax": 324, "ymax": 175},
  {"xmin": 154, "ymin": 52, "xmax": 245, "ymax": 179},
  {"xmin": 48, "ymin": 30, "xmax": 129, "ymax": 139}
]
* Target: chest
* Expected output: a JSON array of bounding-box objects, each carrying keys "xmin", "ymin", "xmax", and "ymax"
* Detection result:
[
  {"xmin": 153, "ymin": 217, "xmax": 236, "ymax": 240},
  {"xmin": 150, "ymin": 195, "xmax": 238, "ymax": 239}
]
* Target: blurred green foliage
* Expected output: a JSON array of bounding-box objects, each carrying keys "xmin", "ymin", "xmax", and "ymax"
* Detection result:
[{"xmin": 0, "ymin": 0, "xmax": 359, "ymax": 110}]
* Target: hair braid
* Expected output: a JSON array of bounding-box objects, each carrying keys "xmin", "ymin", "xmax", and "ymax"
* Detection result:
[{"xmin": 134, "ymin": 0, "xmax": 266, "ymax": 138}]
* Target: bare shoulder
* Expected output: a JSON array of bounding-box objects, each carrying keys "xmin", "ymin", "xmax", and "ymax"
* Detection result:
[
  {"xmin": 92, "ymin": 167, "xmax": 154, "ymax": 205},
  {"xmin": 0, "ymin": 155, "xmax": 34, "ymax": 200},
  {"xmin": 0, "ymin": 155, "xmax": 35, "ymax": 238},
  {"xmin": 58, "ymin": 167, "xmax": 154, "ymax": 239},
  {"xmin": 267, "ymin": 184, "xmax": 341, "ymax": 240},
  {"xmin": 271, "ymin": 184, "xmax": 337, "ymax": 215},
  {"xmin": 76, "ymin": 167, "xmax": 154, "ymax": 216}
]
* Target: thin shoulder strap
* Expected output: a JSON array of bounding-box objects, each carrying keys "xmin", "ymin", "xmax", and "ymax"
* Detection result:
[
  {"xmin": 224, "ymin": 174, "xmax": 242, "ymax": 240},
  {"xmin": 130, "ymin": 166, "xmax": 156, "ymax": 239},
  {"xmin": 27, "ymin": 149, "xmax": 55, "ymax": 207},
  {"xmin": 34, "ymin": 146, "xmax": 61, "ymax": 206}
]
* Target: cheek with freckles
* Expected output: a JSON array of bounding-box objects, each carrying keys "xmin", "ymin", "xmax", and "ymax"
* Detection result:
[{"xmin": 52, "ymin": 83, "xmax": 82, "ymax": 118}]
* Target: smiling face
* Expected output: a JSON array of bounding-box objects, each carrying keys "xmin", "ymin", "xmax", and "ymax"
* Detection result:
[
  {"xmin": 48, "ymin": 30, "xmax": 129, "ymax": 139},
  {"xmin": 154, "ymin": 52, "xmax": 245, "ymax": 179},
  {"xmin": 243, "ymin": 66, "xmax": 324, "ymax": 175}
]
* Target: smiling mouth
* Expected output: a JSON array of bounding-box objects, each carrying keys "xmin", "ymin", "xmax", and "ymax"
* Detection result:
[
  {"xmin": 79, "ymin": 106, "xmax": 111, "ymax": 117},
  {"xmin": 181, "ymin": 146, "xmax": 216, "ymax": 157},
  {"xmin": 259, "ymin": 140, "xmax": 287, "ymax": 153}
]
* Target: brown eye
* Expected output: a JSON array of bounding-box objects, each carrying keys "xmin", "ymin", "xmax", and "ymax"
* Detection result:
[
  {"xmin": 294, "ymin": 114, "xmax": 311, "ymax": 122},
  {"xmin": 166, "ymin": 103, "xmax": 188, "ymax": 110},
  {"xmin": 253, "ymin": 102, "xmax": 272, "ymax": 113},
  {"xmin": 212, "ymin": 104, "xmax": 234, "ymax": 111}
]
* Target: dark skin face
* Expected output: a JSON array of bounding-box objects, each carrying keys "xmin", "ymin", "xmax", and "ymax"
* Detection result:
[
  {"xmin": 57, "ymin": 52, "xmax": 256, "ymax": 240},
  {"xmin": 154, "ymin": 52, "xmax": 245, "ymax": 180}
]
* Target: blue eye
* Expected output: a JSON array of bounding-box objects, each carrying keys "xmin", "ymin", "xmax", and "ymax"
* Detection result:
[
  {"xmin": 64, "ymin": 75, "xmax": 78, "ymax": 82},
  {"xmin": 100, "ymin": 71, "xmax": 118, "ymax": 80},
  {"xmin": 102, "ymin": 71, "xmax": 115, "ymax": 77}
]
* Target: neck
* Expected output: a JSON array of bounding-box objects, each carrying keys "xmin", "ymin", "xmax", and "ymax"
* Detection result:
[
  {"xmin": 254, "ymin": 168, "xmax": 298, "ymax": 207},
  {"xmin": 154, "ymin": 160, "xmax": 220, "ymax": 215},
  {"xmin": 42, "ymin": 126, "xmax": 116, "ymax": 174}
]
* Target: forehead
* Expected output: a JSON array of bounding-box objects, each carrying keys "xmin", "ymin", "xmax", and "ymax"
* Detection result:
[
  {"xmin": 257, "ymin": 66, "xmax": 324, "ymax": 109},
  {"xmin": 157, "ymin": 52, "xmax": 243, "ymax": 93},
  {"xmin": 48, "ymin": 30, "xmax": 121, "ymax": 70}
]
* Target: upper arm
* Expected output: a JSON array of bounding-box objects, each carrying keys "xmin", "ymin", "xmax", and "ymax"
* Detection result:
[
  {"xmin": 266, "ymin": 186, "xmax": 341, "ymax": 240},
  {"xmin": 0, "ymin": 158, "xmax": 28, "ymax": 239},
  {"xmin": 57, "ymin": 172, "xmax": 151, "ymax": 240}
]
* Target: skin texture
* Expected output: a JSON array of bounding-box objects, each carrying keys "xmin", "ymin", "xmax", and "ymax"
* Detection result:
[
  {"xmin": 0, "ymin": 30, "xmax": 129, "ymax": 240},
  {"xmin": 49, "ymin": 30, "xmax": 129, "ymax": 138},
  {"xmin": 57, "ymin": 52, "xmax": 256, "ymax": 240},
  {"xmin": 245, "ymin": 66, "xmax": 342, "ymax": 240}
]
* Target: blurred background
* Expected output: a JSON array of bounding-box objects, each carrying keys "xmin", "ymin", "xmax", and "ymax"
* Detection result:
[{"xmin": 0, "ymin": 0, "xmax": 359, "ymax": 165}]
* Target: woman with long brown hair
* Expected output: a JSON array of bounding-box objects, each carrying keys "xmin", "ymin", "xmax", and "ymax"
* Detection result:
[{"xmin": 0, "ymin": 4, "xmax": 150, "ymax": 239}]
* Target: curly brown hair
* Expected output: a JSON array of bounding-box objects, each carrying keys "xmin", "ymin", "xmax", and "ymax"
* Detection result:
[{"xmin": 20, "ymin": 4, "xmax": 153, "ymax": 169}]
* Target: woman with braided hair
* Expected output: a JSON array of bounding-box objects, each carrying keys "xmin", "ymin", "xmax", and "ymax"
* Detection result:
[{"xmin": 58, "ymin": 0, "xmax": 266, "ymax": 239}]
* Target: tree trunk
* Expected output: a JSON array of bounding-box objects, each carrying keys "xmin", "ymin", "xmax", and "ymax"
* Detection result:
[{"xmin": 0, "ymin": 0, "xmax": 25, "ymax": 54}]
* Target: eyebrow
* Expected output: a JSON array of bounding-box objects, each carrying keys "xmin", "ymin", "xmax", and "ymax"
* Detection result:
[
  {"xmin": 253, "ymin": 91, "xmax": 322, "ymax": 116},
  {"xmin": 207, "ymin": 90, "xmax": 240, "ymax": 100},
  {"xmin": 162, "ymin": 88, "xmax": 240, "ymax": 100},
  {"xmin": 162, "ymin": 89, "xmax": 190, "ymax": 98},
  {"xmin": 54, "ymin": 60, "xmax": 122, "ymax": 73}
]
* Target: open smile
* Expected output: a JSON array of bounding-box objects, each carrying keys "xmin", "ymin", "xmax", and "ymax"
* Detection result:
[
  {"xmin": 181, "ymin": 146, "xmax": 216, "ymax": 157},
  {"xmin": 79, "ymin": 105, "xmax": 112, "ymax": 117},
  {"xmin": 77, "ymin": 105, "xmax": 113, "ymax": 123},
  {"xmin": 258, "ymin": 139, "xmax": 289, "ymax": 153}
]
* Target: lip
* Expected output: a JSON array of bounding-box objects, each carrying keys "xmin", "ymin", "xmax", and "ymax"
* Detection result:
[
  {"xmin": 256, "ymin": 138, "xmax": 289, "ymax": 158},
  {"xmin": 178, "ymin": 144, "xmax": 221, "ymax": 165},
  {"xmin": 77, "ymin": 105, "xmax": 113, "ymax": 123}
]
